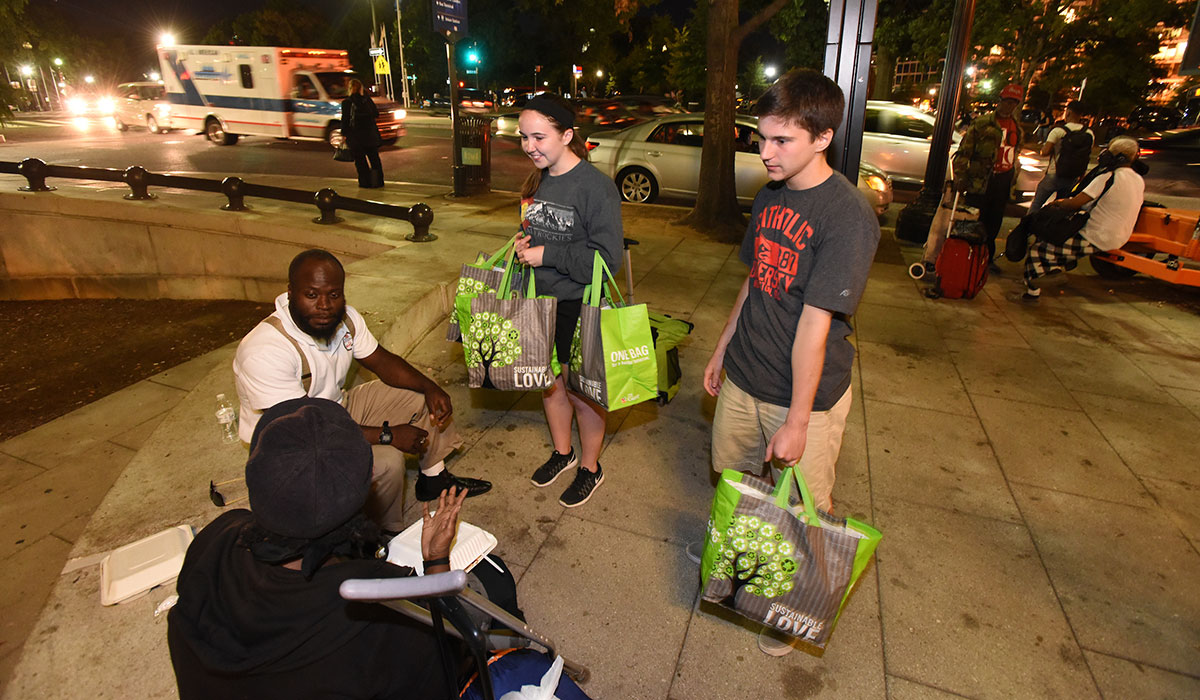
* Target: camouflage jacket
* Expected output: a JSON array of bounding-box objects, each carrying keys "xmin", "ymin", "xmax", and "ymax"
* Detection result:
[{"xmin": 951, "ymin": 112, "xmax": 1024, "ymax": 196}]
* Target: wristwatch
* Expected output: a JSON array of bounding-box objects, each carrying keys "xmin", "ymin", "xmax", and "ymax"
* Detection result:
[{"xmin": 379, "ymin": 421, "xmax": 393, "ymax": 445}]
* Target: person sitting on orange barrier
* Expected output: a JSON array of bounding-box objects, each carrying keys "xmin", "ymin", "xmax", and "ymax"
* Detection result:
[{"xmin": 1021, "ymin": 137, "xmax": 1145, "ymax": 301}]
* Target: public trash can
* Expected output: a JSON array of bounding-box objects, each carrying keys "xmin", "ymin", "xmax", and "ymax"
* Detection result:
[{"xmin": 454, "ymin": 115, "xmax": 492, "ymax": 196}]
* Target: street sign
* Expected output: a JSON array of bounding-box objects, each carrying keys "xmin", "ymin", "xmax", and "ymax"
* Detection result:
[
  {"xmin": 433, "ymin": 0, "xmax": 468, "ymax": 35},
  {"xmin": 369, "ymin": 47, "xmax": 385, "ymax": 57},
  {"xmin": 465, "ymin": 67, "xmax": 477, "ymax": 75},
  {"xmin": 572, "ymin": 64, "xmax": 582, "ymax": 77},
  {"xmin": 374, "ymin": 55, "xmax": 391, "ymax": 75}
]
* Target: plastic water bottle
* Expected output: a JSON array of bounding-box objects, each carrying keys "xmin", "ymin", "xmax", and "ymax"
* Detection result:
[{"xmin": 216, "ymin": 394, "xmax": 238, "ymax": 444}]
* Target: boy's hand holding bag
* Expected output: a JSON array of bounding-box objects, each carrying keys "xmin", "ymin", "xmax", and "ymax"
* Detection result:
[{"xmin": 700, "ymin": 466, "xmax": 881, "ymax": 650}]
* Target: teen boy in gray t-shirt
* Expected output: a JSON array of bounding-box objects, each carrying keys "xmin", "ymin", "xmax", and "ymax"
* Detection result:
[{"xmin": 700, "ymin": 69, "xmax": 880, "ymax": 656}]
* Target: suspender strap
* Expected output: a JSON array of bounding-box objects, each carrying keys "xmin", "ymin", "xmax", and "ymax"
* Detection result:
[
  {"xmin": 263, "ymin": 317, "xmax": 312, "ymax": 394},
  {"xmin": 262, "ymin": 314, "xmax": 357, "ymax": 397}
]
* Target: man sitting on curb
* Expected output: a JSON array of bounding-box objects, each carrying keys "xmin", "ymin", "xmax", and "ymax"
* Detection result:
[
  {"xmin": 234, "ymin": 249, "xmax": 490, "ymax": 534},
  {"xmin": 1021, "ymin": 137, "xmax": 1145, "ymax": 301},
  {"xmin": 168, "ymin": 397, "xmax": 469, "ymax": 697}
]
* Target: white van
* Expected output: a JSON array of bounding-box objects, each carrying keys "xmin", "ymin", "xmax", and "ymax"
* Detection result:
[
  {"xmin": 114, "ymin": 81, "xmax": 172, "ymax": 133},
  {"xmin": 157, "ymin": 45, "xmax": 405, "ymax": 146}
]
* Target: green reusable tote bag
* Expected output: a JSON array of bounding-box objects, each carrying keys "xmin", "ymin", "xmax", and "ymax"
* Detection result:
[
  {"xmin": 700, "ymin": 467, "xmax": 882, "ymax": 650},
  {"xmin": 567, "ymin": 251, "xmax": 658, "ymax": 410},
  {"xmin": 448, "ymin": 233, "xmax": 525, "ymax": 342},
  {"xmin": 463, "ymin": 258, "xmax": 560, "ymax": 391}
]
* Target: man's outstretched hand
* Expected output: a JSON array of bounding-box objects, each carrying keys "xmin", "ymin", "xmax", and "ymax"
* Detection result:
[{"xmin": 420, "ymin": 486, "xmax": 467, "ymax": 573}]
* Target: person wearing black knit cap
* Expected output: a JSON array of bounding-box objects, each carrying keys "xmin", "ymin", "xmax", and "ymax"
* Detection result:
[{"xmin": 167, "ymin": 397, "xmax": 467, "ymax": 699}]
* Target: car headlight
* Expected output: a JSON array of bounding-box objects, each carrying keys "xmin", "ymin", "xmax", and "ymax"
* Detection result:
[
  {"xmin": 392, "ymin": 109, "xmax": 405, "ymax": 121},
  {"xmin": 97, "ymin": 97, "xmax": 115, "ymax": 114},
  {"xmin": 67, "ymin": 97, "xmax": 87, "ymax": 115},
  {"xmin": 866, "ymin": 174, "xmax": 888, "ymax": 193}
]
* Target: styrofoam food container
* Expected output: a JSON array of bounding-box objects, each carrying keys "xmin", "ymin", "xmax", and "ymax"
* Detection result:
[
  {"xmin": 99, "ymin": 525, "xmax": 194, "ymax": 606},
  {"xmin": 386, "ymin": 518, "xmax": 497, "ymax": 575}
]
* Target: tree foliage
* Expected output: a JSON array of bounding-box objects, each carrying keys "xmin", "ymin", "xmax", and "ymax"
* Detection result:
[
  {"xmin": 971, "ymin": 0, "xmax": 1192, "ymax": 115},
  {"xmin": 464, "ymin": 311, "xmax": 523, "ymax": 390},
  {"xmin": 707, "ymin": 513, "xmax": 799, "ymax": 603},
  {"xmin": 201, "ymin": 0, "xmax": 327, "ymax": 48}
]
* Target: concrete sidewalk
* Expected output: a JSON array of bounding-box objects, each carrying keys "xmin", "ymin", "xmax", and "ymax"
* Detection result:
[{"xmin": 2, "ymin": 177, "xmax": 1200, "ymax": 699}]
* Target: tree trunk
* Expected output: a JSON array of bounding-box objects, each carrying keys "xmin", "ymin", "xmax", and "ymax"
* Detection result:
[
  {"xmin": 873, "ymin": 47, "xmax": 896, "ymax": 100},
  {"xmin": 680, "ymin": 0, "xmax": 744, "ymax": 241}
]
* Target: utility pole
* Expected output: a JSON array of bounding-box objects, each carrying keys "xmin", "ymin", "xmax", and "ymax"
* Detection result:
[
  {"xmin": 395, "ymin": 0, "xmax": 410, "ymax": 108},
  {"xmin": 895, "ymin": 0, "xmax": 977, "ymax": 243},
  {"xmin": 823, "ymin": 0, "xmax": 878, "ymax": 182}
]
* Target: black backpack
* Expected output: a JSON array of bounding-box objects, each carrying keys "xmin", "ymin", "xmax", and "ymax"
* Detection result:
[{"xmin": 1055, "ymin": 126, "xmax": 1093, "ymax": 179}]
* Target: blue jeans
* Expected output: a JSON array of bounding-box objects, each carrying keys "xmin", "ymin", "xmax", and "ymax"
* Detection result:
[{"xmin": 1029, "ymin": 172, "xmax": 1079, "ymax": 213}]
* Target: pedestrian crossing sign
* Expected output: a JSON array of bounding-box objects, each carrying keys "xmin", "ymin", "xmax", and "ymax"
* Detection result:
[{"xmin": 374, "ymin": 55, "xmax": 390, "ymax": 75}]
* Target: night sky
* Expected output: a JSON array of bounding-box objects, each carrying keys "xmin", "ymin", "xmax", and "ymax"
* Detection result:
[{"xmin": 52, "ymin": 0, "xmax": 347, "ymax": 46}]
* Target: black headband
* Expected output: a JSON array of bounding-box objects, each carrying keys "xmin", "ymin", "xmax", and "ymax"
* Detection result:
[{"xmin": 524, "ymin": 95, "xmax": 575, "ymax": 129}]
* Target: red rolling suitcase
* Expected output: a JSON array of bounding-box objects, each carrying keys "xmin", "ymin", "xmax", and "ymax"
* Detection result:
[{"xmin": 932, "ymin": 219, "xmax": 989, "ymax": 299}]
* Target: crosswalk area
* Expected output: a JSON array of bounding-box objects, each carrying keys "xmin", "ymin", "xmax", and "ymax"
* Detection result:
[{"xmin": 2, "ymin": 117, "xmax": 78, "ymax": 129}]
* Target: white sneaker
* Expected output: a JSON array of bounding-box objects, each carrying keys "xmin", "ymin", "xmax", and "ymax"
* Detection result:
[{"xmin": 757, "ymin": 626, "xmax": 796, "ymax": 657}]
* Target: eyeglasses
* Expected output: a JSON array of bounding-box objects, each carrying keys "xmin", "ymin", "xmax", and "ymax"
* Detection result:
[{"xmin": 209, "ymin": 478, "xmax": 246, "ymax": 508}]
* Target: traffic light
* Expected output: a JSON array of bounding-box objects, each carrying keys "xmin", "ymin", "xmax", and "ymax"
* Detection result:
[{"xmin": 467, "ymin": 50, "xmax": 479, "ymax": 64}]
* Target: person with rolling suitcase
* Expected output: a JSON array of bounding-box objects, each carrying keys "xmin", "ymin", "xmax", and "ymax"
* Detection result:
[{"xmin": 927, "ymin": 189, "xmax": 990, "ymax": 300}]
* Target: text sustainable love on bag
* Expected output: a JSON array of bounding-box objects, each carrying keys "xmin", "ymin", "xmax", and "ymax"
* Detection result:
[
  {"xmin": 567, "ymin": 252, "xmax": 658, "ymax": 410},
  {"xmin": 700, "ymin": 467, "xmax": 881, "ymax": 650},
  {"xmin": 462, "ymin": 247, "xmax": 560, "ymax": 392}
]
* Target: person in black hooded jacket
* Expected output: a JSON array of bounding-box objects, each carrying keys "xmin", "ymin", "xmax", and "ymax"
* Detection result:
[
  {"xmin": 167, "ymin": 397, "xmax": 465, "ymax": 699},
  {"xmin": 342, "ymin": 79, "xmax": 384, "ymax": 188}
]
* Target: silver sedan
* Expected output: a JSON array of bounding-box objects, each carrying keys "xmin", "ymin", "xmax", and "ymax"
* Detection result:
[{"xmin": 585, "ymin": 113, "xmax": 893, "ymax": 216}]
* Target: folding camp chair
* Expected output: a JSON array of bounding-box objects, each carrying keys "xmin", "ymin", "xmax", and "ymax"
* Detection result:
[{"xmin": 340, "ymin": 571, "xmax": 589, "ymax": 700}]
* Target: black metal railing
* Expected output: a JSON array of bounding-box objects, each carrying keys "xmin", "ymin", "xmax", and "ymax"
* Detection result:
[{"xmin": 0, "ymin": 158, "xmax": 436, "ymax": 242}]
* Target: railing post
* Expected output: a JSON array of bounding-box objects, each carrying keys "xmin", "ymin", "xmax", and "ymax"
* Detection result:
[
  {"xmin": 17, "ymin": 158, "xmax": 56, "ymax": 192},
  {"xmin": 122, "ymin": 166, "xmax": 156, "ymax": 200},
  {"xmin": 405, "ymin": 203, "xmax": 437, "ymax": 242},
  {"xmin": 221, "ymin": 176, "xmax": 249, "ymax": 211},
  {"xmin": 313, "ymin": 188, "xmax": 343, "ymax": 225}
]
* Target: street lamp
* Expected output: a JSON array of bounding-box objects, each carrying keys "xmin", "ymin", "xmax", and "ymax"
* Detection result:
[
  {"xmin": 159, "ymin": 32, "xmax": 176, "ymax": 48},
  {"xmin": 84, "ymin": 75, "xmax": 95, "ymax": 84},
  {"xmin": 764, "ymin": 65, "xmax": 777, "ymax": 79},
  {"xmin": 596, "ymin": 69, "xmax": 603, "ymax": 78},
  {"xmin": 53, "ymin": 58, "xmax": 63, "ymax": 67},
  {"xmin": 19, "ymin": 65, "xmax": 32, "ymax": 77}
]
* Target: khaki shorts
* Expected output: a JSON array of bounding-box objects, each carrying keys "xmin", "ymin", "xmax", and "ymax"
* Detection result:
[{"xmin": 711, "ymin": 377, "xmax": 852, "ymax": 512}]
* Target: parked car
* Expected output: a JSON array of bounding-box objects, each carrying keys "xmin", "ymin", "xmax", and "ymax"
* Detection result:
[
  {"xmin": 113, "ymin": 81, "xmax": 172, "ymax": 133},
  {"xmin": 584, "ymin": 113, "xmax": 893, "ymax": 216},
  {"xmin": 862, "ymin": 100, "xmax": 1044, "ymax": 198},
  {"xmin": 1128, "ymin": 106, "xmax": 1182, "ymax": 132}
]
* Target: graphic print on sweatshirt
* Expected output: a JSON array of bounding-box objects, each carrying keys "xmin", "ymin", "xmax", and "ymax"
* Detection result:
[
  {"xmin": 751, "ymin": 203, "xmax": 816, "ymax": 300},
  {"xmin": 522, "ymin": 198, "xmax": 576, "ymax": 242}
]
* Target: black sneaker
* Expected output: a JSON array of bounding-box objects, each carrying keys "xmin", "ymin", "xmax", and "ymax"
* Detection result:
[
  {"xmin": 531, "ymin": 449, "xmax": 578, "ymax": 487},
  {"xmin": 559, "ymin": 464, "xmax": 604, "ymax": 508},
  {"xmin": 415, "ymin": 470, "xmax": 492, "ymax": 502}
]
